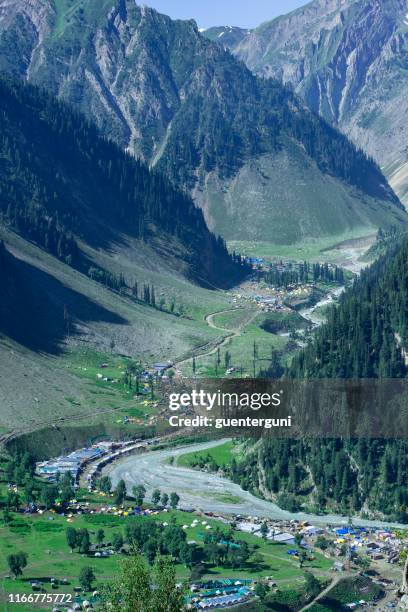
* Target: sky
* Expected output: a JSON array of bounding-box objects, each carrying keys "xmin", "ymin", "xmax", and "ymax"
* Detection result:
[{"xmin": 143, "ymin": 1, "xmax": 309, "ymax": 30}]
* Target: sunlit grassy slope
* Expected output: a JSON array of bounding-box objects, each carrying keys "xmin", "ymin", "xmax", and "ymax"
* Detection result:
[{"xmin": 0, "ymin": 226, "xmax": 230, "ymax": 431}]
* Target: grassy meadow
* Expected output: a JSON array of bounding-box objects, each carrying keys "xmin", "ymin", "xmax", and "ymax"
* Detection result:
[
  {"xmin": 176, "ymin": 440, "xmax": 237, "ymax": 469},
  {"xmin": 0, "ymin": 485, "xmax": 333, "ymax": 612}
]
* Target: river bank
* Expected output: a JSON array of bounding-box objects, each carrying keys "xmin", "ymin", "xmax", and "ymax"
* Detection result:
[
  {"xmin": 106, "ymin": 438, "xmax": 406, "ymax": 529},
  {"xmin": 299, "ymin": 285, "xmax": 345, "ymax": 327}
]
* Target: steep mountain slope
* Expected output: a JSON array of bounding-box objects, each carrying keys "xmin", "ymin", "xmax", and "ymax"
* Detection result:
[
  {"xmin": 290, "ymin": 238, "xmax": 408, "ymax": 378},
  {"xmin": 0, "ymin": 227, "xmax": 231, "ymax": 429},
  {"xmin": 0, "ymin": 239, "xmax": 123, "ymax": 353},
  {"xmin": 286, "ymin": 236, "xmax": 408, "ymax": 519},
  {"xmin": 230, "ymin": 239, "xmax": 408, "ymax": 521},
  {"xmin": 203, "ymin": 25, "xmax": 248, "ymax": 47},
  {"xmin": 0, "ymin": 75, "xmax": 239, "ymax": 288},
  {"xmin": 213, "ymin": 0, "xmax": 408, "ymax": 206},
  {"xmin": 0, "ymin": 0, "xmax": 405, "ymax": 244},
  {"xmin": 0, "ymin": 76, "xmax": 240, "ymax": 428}
]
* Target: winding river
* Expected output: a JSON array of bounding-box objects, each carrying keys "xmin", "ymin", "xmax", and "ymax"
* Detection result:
[
  {"xmin": 107, "ymin": 245, "xmax": 398, "ymax": 529},
  {"xmin": 107, "ymin": 438, "xmax": 403, "ymax": 528},
  {"xmin": 299, "ymin": 285, "xmax": 345, "ymax": 327}
]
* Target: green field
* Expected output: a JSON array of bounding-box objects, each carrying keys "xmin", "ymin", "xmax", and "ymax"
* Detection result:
[
  {"xmin": 176, "ymin": 440, "xmax": 237, "ymax": 469},
  {"xmin": 2, "ymin": 344, "xmax": 167, "ymax": 458},
  {"xmin": 211, "ymin": 308, "xmax": 258, "ymax": 331},
  {"xmin": 229, "ymin": 227, "xmax": 375, "ymax": 264},
  {"xmin": 183, "ymin": 312, "xmax": 289, "ymax": 377},
  {"xmin": 0, "ymin": 492, "xmax": 333, "ymax": 612}
]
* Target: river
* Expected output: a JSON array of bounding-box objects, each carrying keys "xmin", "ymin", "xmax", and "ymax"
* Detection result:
[
  {"xmin": 107, "ymin": 438, "xmax": 404, "ymax": 528},
  {"xmin": 299, "ymin": 285, "xmax": 345, "ymax": 327},
  {"xmin": 299, "ymin": 234, "xmax": 373, "ymax": 326},
  {"xmin": 107, "ymin": 244, "xmax": 399, "ymax": 529}
]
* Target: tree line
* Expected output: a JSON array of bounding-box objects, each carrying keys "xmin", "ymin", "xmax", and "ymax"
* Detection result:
[
  {"xmin": 158, "ymin": 48, "xmax": 396, "ymax": 208},
  {"xmin": 262, "ymin": 261, "xmax": 344, "ymax": 288},
  {"xmin": 240, "ymin": 239, "xmax": 408, "ymax": 521}
]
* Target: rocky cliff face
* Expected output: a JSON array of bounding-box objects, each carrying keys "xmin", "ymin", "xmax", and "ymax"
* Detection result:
[
  {"xmin": 0, "ymin": 0, "xmax": 53, "ymax": 77},
  {"xmin": 1, "ymin": 0, "xmax": 406, "ymax": 244},
  {"xmin": 213, "ymin": 0, "xmax": 408, "ymax": 205},
  {"xmin": 1, "ymin": 0, "xmax": 231, "ymax": 165}
]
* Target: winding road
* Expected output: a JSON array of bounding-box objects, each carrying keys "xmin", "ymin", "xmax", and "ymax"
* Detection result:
[
  {"xmin": 174, "ymin": 307, "xmax": 258, "ymax": 369},
  {"xmin": 0, "ymin": 307, "xmax": 256, "ymax": 445}
]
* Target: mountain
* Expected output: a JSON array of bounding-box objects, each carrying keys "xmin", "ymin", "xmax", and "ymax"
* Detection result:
[
  {"xmin": 0, "ymin": 75, "xmax": 245, "ymax": 429},
  {"xmin": 286, "ymin": 236, "xmax": 408, "ymax": 519},
  {"xmin": 0, "ymin": 75, "xmax": 239, "ymax": 289},
  {"xmin": 0, "ymin": 239, "xmax": 125, "ymax": 353},
  {"xmin": 290, "ymin": 237, "xmax": 408, "ymax": 378},
  {"xmin": 203, "ymin": 25, "xmax": 248, "ymax": 48},
  {"xmin": 229, "ymin": 239, "xmax": 408, "ymax": 521},
  {"xmin": 210, "ymin": 0, "xmax": 408, "ymax": 206},
  {"xmin": 0, "ymin": 222, "xmax": 235, "ymax": 430},
  {"xmin": 0, "ymin": 0, "xmax": 406, "ymax": 246}
]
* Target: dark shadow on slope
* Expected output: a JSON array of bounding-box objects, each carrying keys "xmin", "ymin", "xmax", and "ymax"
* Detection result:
[
  {"xmin": 0, "ymin": 243, "xmax": 127, "ymax": 354},
  {"xmin": 0, "ymin": 76, "xmax": 245, "ymax": 288}
]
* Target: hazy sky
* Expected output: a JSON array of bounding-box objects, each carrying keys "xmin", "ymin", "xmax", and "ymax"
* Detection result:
[{"xmin": 143, "ymin": 1, "xmax": 309, "ymax": 29}]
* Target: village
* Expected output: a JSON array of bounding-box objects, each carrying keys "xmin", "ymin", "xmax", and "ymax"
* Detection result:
[
  {"xmin": 235, "ymin": 257, "xmax": 346, "ymax": 313},
  {"xmin": 62, "ymin": 255, "xmax": 348, "ymax": 407},
  {"xmin": 2, "ymin": 253, "xmax": 399, "ymax": 612},
  {"xmin": 20, "ymin": 439, "xmax": 406, "ymax": 611},
  {"xmin": 35, "ymin": 439, "xmax": 161, "ymax": 487}
]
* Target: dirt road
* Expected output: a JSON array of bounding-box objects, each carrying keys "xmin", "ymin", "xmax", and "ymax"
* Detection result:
[{"xmin": 174, "ymin": 307, "xmax": 258, "ymax": 369}]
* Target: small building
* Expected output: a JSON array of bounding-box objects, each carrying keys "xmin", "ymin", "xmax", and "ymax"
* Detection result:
[
  {"xmin": 272, "ymin": 532, "xmax": 295, "ymax": 544},
  {"xmin": 333, "ymin": 561, "xmax": 345, "ymax": 572}
]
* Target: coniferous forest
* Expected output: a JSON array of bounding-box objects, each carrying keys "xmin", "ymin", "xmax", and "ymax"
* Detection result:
[
  {"xmin": 290, "ymin": 241, "xmax": 408, "ymax": 378},
  {"xmin": 1, "ymin": 72, "xmax": 407, "ymax": 519},
  {"xmin": 0, "ymin": 76, "xmax": 244, "ymax": 288},
  {"xmin": 231, "ymin": 240, "xmax": 408, "ymax": 521},
  {"xmin": 149, "ymin": 51, "xmax": 400, "ymax": 205}
]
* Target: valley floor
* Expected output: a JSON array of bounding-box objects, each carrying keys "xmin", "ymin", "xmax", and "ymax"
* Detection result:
[
  {"xmin": 0, "ymin": 230, "xmax": 369, "ymax": 435},
  {"xmin": 1, "ymin": 232, "xmax": 405, "ymax": 611},
  {"xmin": 107, "ymin": 439, "xmax": 406, "ymax": 529}
]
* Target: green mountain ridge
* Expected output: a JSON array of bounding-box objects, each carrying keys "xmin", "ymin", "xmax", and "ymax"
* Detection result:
[
  {"xmin": 0, "ymin": 75, "xmax": 240, "ymax": 289},
  {"xmin": 290, "ymin": 238, "xmax": 408, "ymax": 378},
  {"xmin": 0, "ymin": 0, "xmax": 405, "ymax": 244},
  {"xmin": 230, "ymin": 239, "xmax": 408, "ymax": 521}
]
